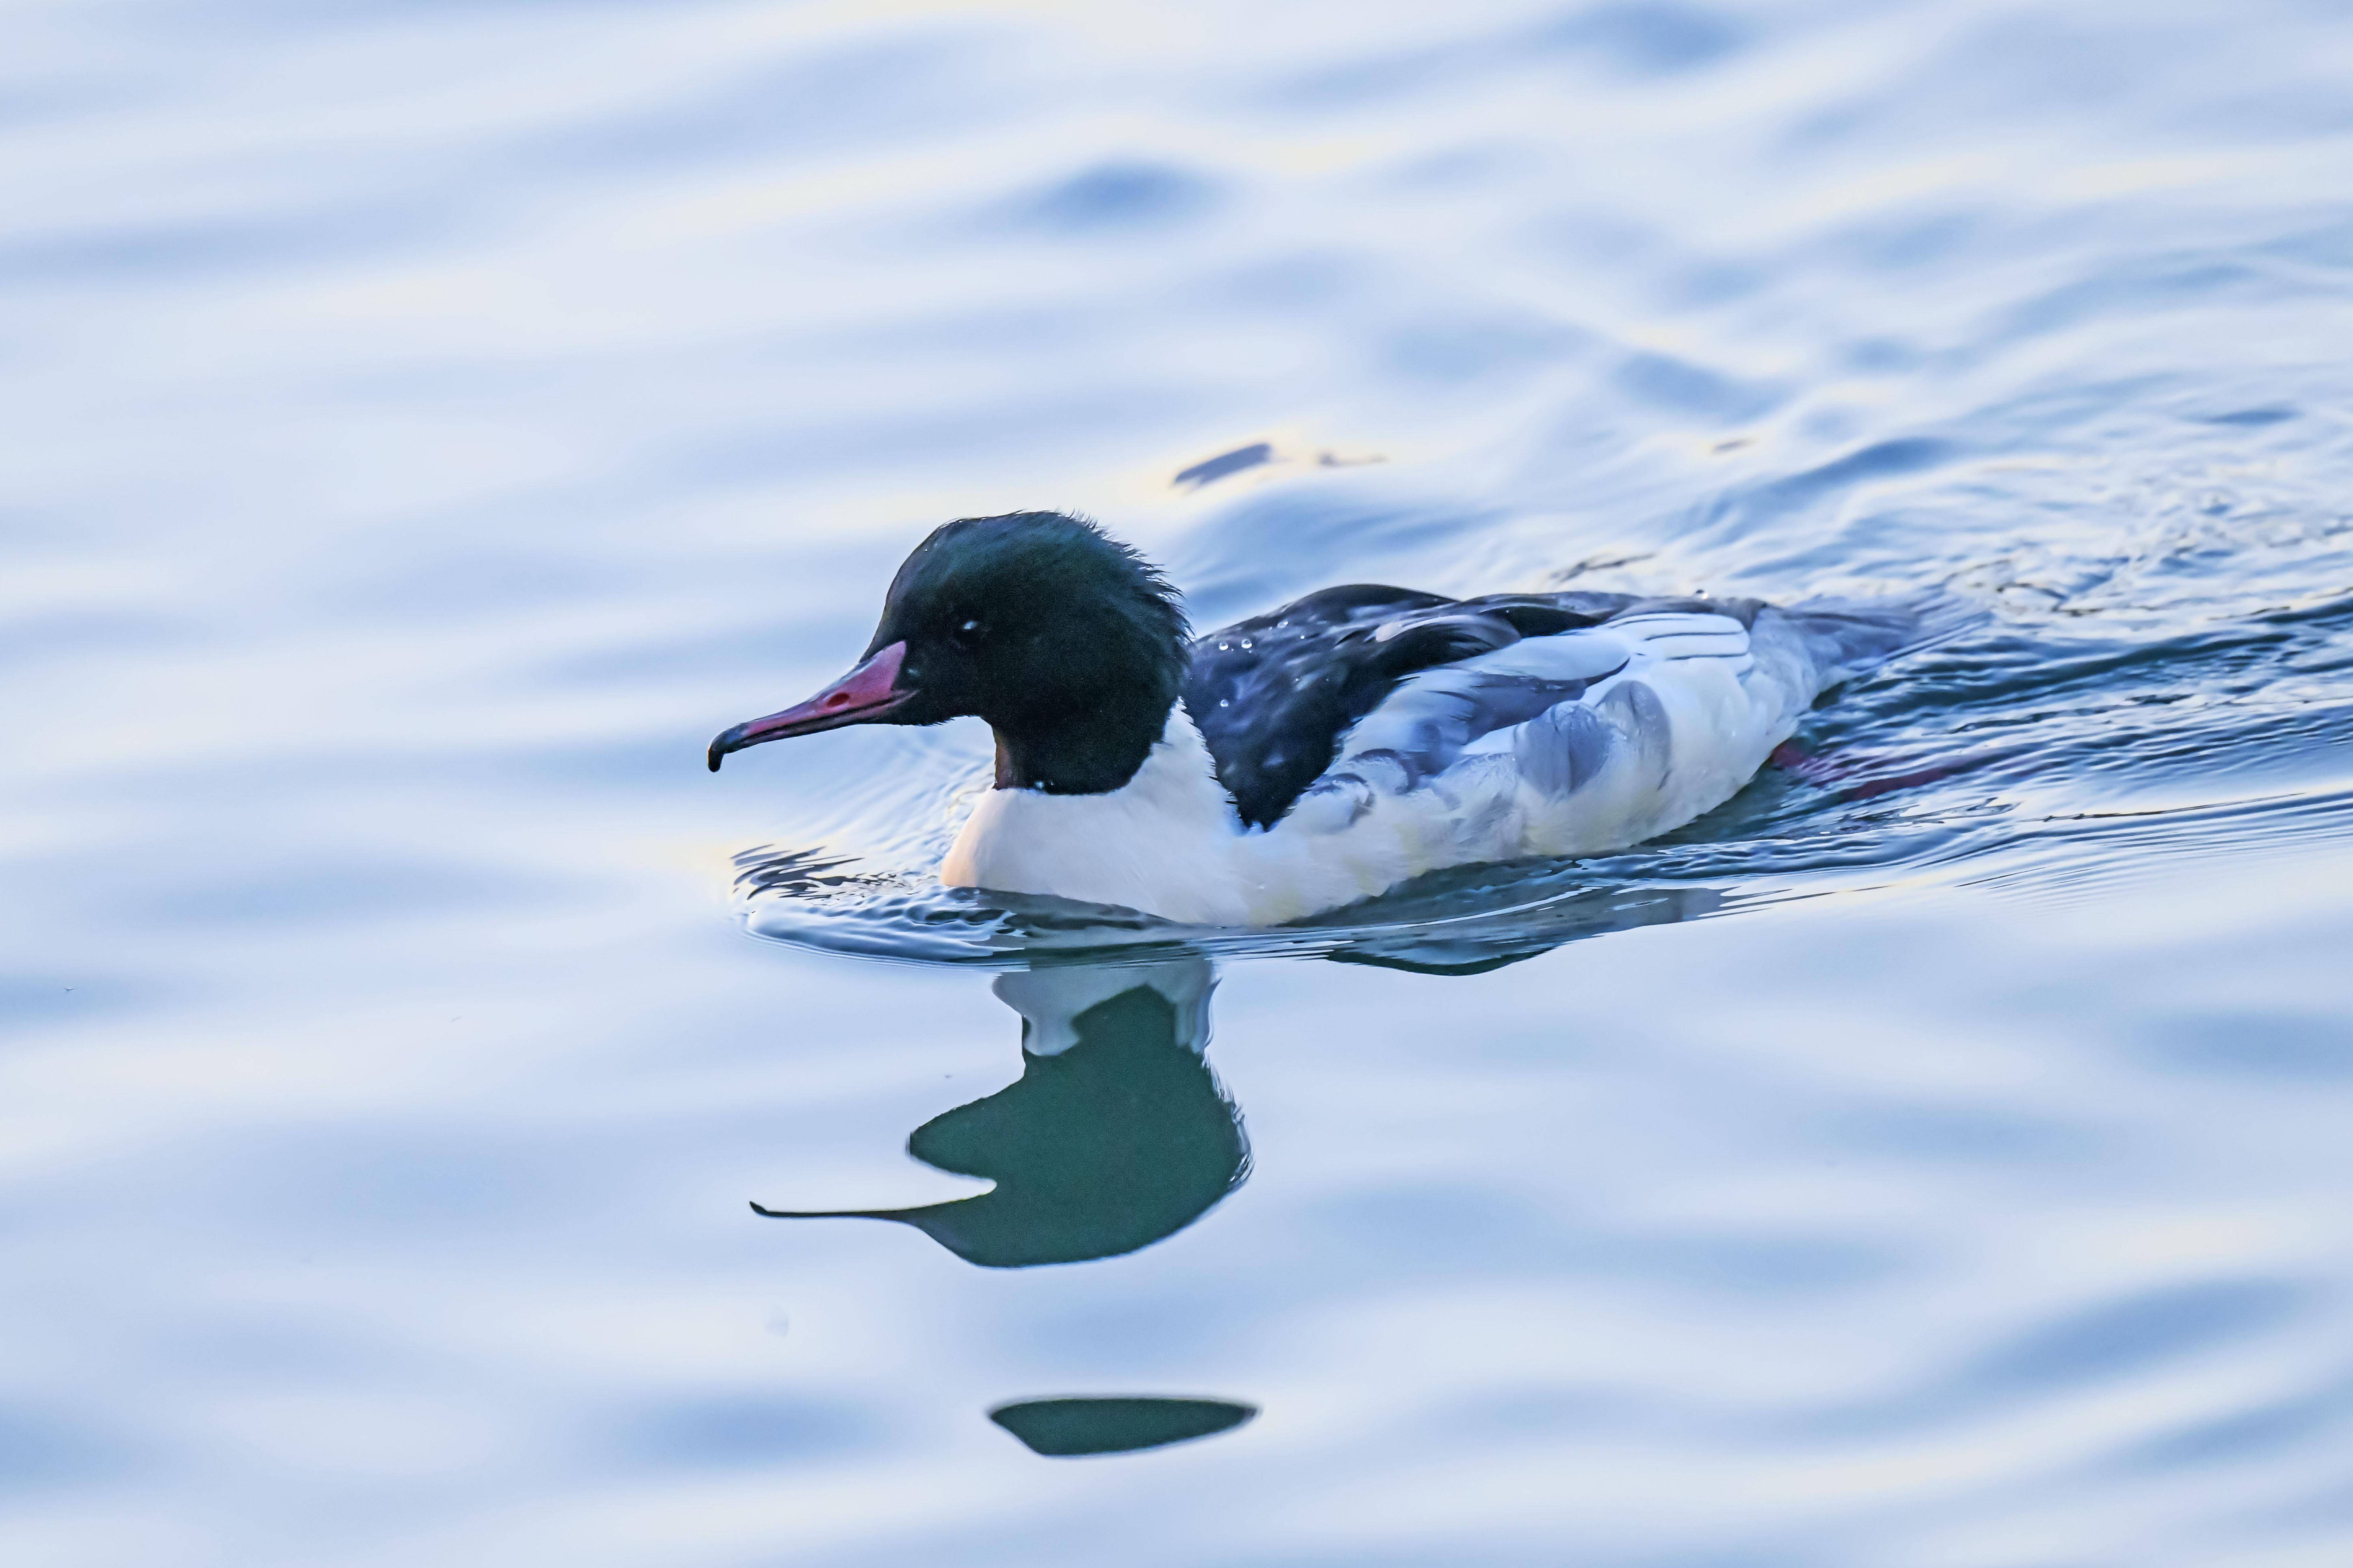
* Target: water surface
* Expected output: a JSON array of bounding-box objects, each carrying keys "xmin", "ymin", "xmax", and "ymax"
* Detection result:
[{"xmin": 8, "ymin": 0, "xmax": 2353, "ymax": 1564}]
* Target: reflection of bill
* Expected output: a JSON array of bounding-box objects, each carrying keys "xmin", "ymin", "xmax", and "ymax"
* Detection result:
[
  {"xmin": 988, "ymin": 1395, "xmax": 1255, "ymax": 1458},
  {"xmin": 753, "ymin": 958, "xmax": 1247, "ymax": 1268}
]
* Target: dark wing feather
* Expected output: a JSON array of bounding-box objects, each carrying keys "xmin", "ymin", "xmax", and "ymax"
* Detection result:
[{"xmin": 1181, "ymin": 585, "xmax": 1652, "ymax": 827}]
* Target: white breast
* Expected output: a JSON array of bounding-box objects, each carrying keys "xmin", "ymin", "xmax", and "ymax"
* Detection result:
[{"xmin": 938, "ymin": 716, "xmax": 1259, "ymax": 925}]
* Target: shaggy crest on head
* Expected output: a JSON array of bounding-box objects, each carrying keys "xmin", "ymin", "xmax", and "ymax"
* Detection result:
[{"xmin": 708, "ymin": 508, "xmax": 1950, "ymax": 926}]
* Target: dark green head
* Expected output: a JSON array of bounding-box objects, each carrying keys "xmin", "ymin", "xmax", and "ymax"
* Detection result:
[{"xmin": 708, "ymin": 511, "xmax": 1189, "ymax": 793}]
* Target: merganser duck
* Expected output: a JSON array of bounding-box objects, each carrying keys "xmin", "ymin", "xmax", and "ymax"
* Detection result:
[{"xmin": 708, "ymin": 511, "xmax": 1926, "ymax": 925}]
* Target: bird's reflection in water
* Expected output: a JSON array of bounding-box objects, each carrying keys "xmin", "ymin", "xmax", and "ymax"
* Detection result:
[
  {"xmin": 988, "ymin": 1395, "xmax": 1256, "ymax": 1458},
  {"xmin": 755, "ymin": 882, "xmax": 1732, "ymax": 1267},
  {"xmin": 752, "ymin": 881, "xmax": 1730, "ymax": 1456},
  {"xmin": 753, "ymin": 881, "xmax": 1726, "ymax": 1270},
  {"xmin": 754, "ymin": 958, "xmax": 1247, "ymax": 1267}
]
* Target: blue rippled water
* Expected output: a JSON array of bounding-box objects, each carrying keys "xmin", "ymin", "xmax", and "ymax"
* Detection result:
[{"xmin": 9, "ymin": 1, "xmax": 2353, "ymax": 1564}]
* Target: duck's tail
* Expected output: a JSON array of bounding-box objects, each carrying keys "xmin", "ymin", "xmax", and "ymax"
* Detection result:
[{"xmin": 1775, "ymin": 590, "xmax": 1984, "ymax": 689}]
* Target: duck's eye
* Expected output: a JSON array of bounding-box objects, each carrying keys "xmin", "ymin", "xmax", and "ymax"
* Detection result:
[{"xmin": 952, "ymin": 617, "xmax": 983, "ymax": 644}]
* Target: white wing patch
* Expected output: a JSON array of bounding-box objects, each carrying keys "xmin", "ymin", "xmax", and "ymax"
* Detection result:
[{"xmin": 1282, "ymin": 609, "xmax": 1804, "ymax": 863}]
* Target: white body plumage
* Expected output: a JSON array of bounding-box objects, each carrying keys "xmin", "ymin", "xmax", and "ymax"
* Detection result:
[{"xmin": 942, "ymin": 607, "xmax": 1847, "ymax": 926}]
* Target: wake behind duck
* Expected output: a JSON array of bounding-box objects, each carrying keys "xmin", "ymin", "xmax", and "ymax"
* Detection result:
[{"xmin": 709, "ymin": 511, "xmax": 1936, "ymax": 926}]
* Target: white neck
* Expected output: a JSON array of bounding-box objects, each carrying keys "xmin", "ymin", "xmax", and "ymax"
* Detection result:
[{"xmin": 939, "ymin": 708, "xmax": 1255, "ymax": 924}]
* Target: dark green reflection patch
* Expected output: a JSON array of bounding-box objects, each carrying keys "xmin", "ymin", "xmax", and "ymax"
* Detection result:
[
  {"xmin": 987, "ymin": 1396, "xmax": 1255, "ymax": 1457},
  {"xmin": 753, "ymin": 983, "xmax": 1246, "ymax": 1267}
]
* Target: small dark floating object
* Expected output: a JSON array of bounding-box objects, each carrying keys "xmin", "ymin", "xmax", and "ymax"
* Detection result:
[
  {"xmin": 987, "ymin": 1396, "xmax": 1256, "ymax": 1457},
  {"xmin": 1172, "ymin": 441, "xmax": 1274, "ymax": 490}
]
